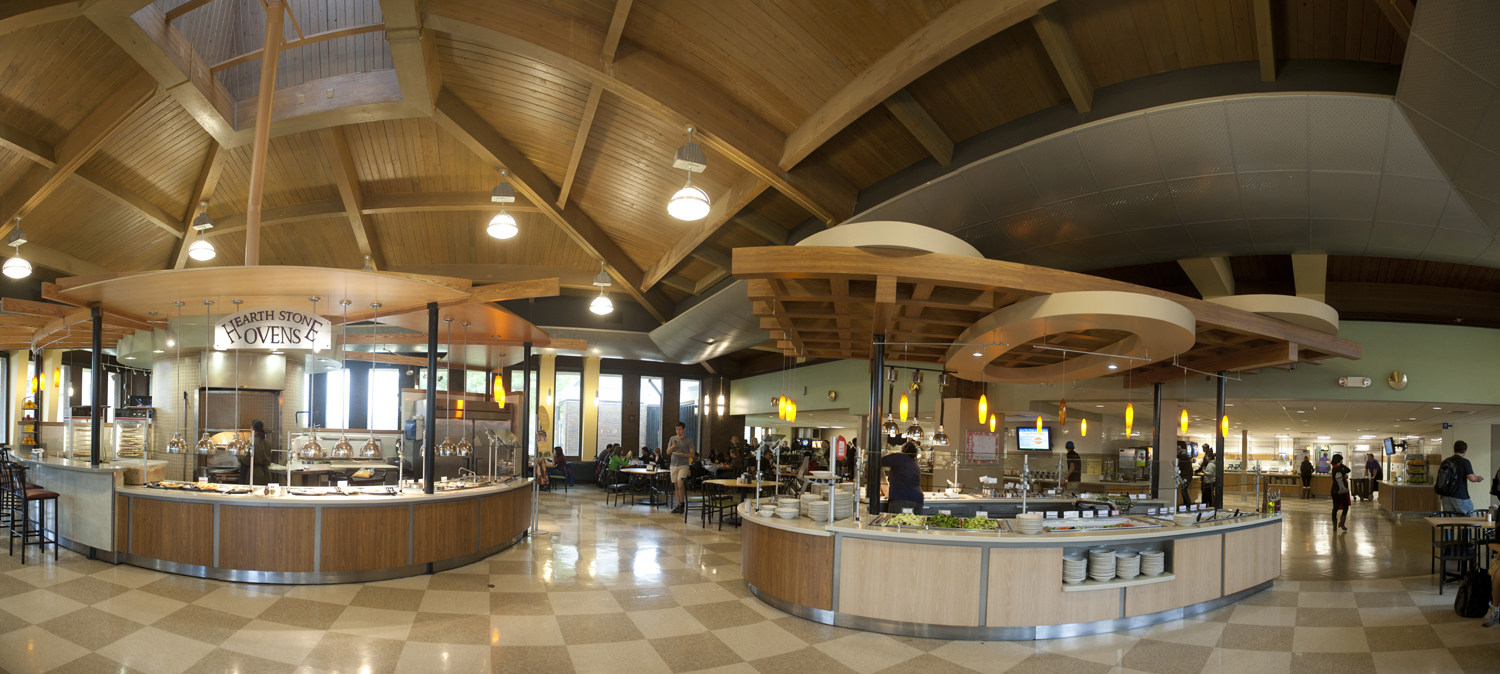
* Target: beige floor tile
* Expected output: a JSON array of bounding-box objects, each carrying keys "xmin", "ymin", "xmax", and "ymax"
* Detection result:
[
  {"xmin": 1218, "ymin": 624, "xmax": 1293, "ymax": 652},
  {"xmin": 328, "ymin": 606, "xmax": 416, "ymax": 641},
  {"xmin": 1291, "ymin": 626, "xmax": 1370, "ymax": 652},
  {"xmin": 813, "ymin": 631, "xmax": 923, "ymax": 674},
  {"xmin": 1371, "ymin": 648, "xmax": 1464, "ymax": 674},
  {"xmin": 1297, "ymin": 592, "xmax": 1358, "ymax": 609},
  {"xmin": 1035, "ymin": 631, "xmax": 1139, "ymax": 667},
  {"xmin": 283, "ymin": 584, "xmax": 362, "ymax": 606},
  {"xmin": 1348, "ymin": 580, "xmax": 1407, "ymax": 593},
  {"xmin": 1228, "ymin": 606, "xmax": 1299, "ymax": 626},
  {"xmin": 1288, "ymin": 652, "xmax": 1376, "ymax": 674},
  {"xmin": 1430, "ymin": 619, "xmax": 1500, "ymax": 648},
  {"xmin": 0, "ymin": 625, "xmax": 91, "ymax": 674},
  {"xmin": 181, "ymin": 647, "xmax": 302, "ymax": 674},
  {"xmin": 5, "ymin": 564, "xmax": 83, "ymax": 589},
  {"xmin": 1144, "ymin": 619, "xmax": 1225, "ymax": 647},
  {"xmin": 668, "ymin": 582, "xmax": 739, "ymax": 606},
  {"xmin": 417, "ymin": 589, "xmax": 490, "ymax": 616},
  {"xmin": 369, "ymin": 575, "xmax": 431, "ymax": 591},
  {"xmin": 219, "ymin": 619, "xmax": 325, "ymax": 665},
  {"xmin": 1197, "ymin": 649, "xmax": 1292, "ymax": 674},
  {"xmin": 96, "ymin": 626, "xmax": 217, "ymax": 674},
  {"xmin": 550, "ymin": 590, "xmax": 624, "ymax": 615},
  {"xmin": 93, "ymin": 590, "xmax": 189, "ymax": 625},
  {"xmin": 927, "ymin": 640, "xmax": 1034, "ymax": 673},
  {"xmin": 47, "ymin": 652, "xmax": 152, "ymax": 674},
  {"xmin": 489, "ymin": 574, "xmax": 547, "ymax": 593},
  {"xmin": 37, "ymin": 606, "xmax": 146, "ymax": 650},
  {"xmin": 392, "ymin": 641, "xmax": 490, "ymax": 674},
  {"xmin": 568, "ymin": 640, "xmax": 672, "ymax": 674},
  {"xmin": 48, "ymin": 576, "xmax": 131, "ymax": 605},
  {"xmin": 490, "ymin": 591, "xmax": 554, "ymax": 616},
  {"xmin": 629, "ymin": 606, "xmax": 708, "ymax": 640},
  {"xmin": 557, "ymin": 613, "xmax": 647, "ymax": 645},
  {"xmin": 740, "ymin": 596, "xmax": 789, "ymax": 621},
  {"xmin": 713, "ymin": 620, "xmax": 807, "ymax": 661},
  {"xmin": 490, "ymin": 614, "xmax": 566, "ymax": 646},
  {"xmin": 406, "ymin": 612, "xmax": 492, "ymax": 645},
  {"xmin": 1356, "ymin": 606, "xmax": 1426, "ymax": 627},
  {"xmin": 0, "ymin": 588, "xmax": 87, "ymax": 623},
  {"xmin": 191, "ymin": 586, "xmax": 281, "ymax": 620},
  {"xmin": 650, "ymin": 631, "xmax": 744, "ymax": 672},
  {"xmin": 680, "ymin": 664, "xmax": 758, "ymax": 674}
]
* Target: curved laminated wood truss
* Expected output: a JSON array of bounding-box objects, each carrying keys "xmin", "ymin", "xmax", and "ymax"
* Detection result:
[
  {"xmin": 0, "ymin": 0, "xmax": 1412, "ymax": 328},
  {"xmin": 734, "ymin": 246, "xmax": 1362, "ymax": 387}
]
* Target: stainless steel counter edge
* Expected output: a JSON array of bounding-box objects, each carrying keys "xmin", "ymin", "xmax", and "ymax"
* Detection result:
[
  {"xmin": 11, "ymin": 455, "xmax": 160, "ymax": 473},
  {"xmin": 738, "ymin": 503, "xmax": 1282, "ymax": 544},
  {"xmin": 118, "ymin": 478, "xmax": 535, "ymax": 507}
]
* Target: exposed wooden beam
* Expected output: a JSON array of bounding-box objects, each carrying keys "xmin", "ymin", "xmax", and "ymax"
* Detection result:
[
  {"xmin": 232, "ymin": 70, "xmax": 414, "ymax": 140},
  {"xmin": 1372, "ymin": 0, "xmax": 1413, "ymax": 43},
  {"xmin": 660, "ymin": 274, "xmax": 696, "ymax": 293},
  {"xmin": 433, "ymin": 88, "xmax": 676, "ymax": 322},
  {"xmin": 0, "ymin": 246, "xmax": 111, "ymax": 277},
  {"xmin": 0, "ymin": 315, "xmax": 52, "ymax": 328},
  {"xmin": 0, "ymin": 120, "xmax": 54, "ymax": 166},
  {"xmin": 1, "ymin": 0, "xmax": 81, "ymax": 37},
  {"xmin": 640, "ymin": 175, "xmax": 767, "ymax": 291},
  {"xmin": 163, "ymin": 0, "xmax": 216, "ymax": 22},
  {"xmin": 320, "ymin": 126, "xmax": 386, "ymax": 270},
  {"xmin": 1029, "ymin": 4, "xmax": 1094, "ymax": 113},
  {"xmin": 690, "ymin": 246, "xmax": 731, "ymax": 270},
  {"xmin": 694, "ymin": 269, "xmax": 730, "ymax": 294},
  {"xmin": 0, "ymin": 298, "xmax": 68, "ymax": 319},
  {"xmin": 1251, "ymin": 0, "xmax": 1276, "ymax": 82},
  {"xmin": 205, "ymin": 199, "xmax": 346, "ymax": 238},
  {"xmin": 779, "ymin": 0, "xmax": 1052, "ymax": 170},
  {"xmin": 881, "ymin": 88, "xmax": 954, "ymax": 165},
  {"xmin": 467, "ymin": 278, "xmax": 561, "ymax": 304},
  {"xmin": 733, "ymin": 212, "xmax": 788, "ymax": 245},
  {"xmin": 173, "ymin": 142, "xmax": 226, "ymax": 269},
  {"xmin": 425, "ymin": 7, "xmax": 855, "ymax": 224},
  {"xmin": 245, "ymin": 0, "xmax": 287, "ymax": 266},
  {"xmin": 1178, "ymin": 257, "xmax": 1235, "ymax": 299},
  {"xmin": 341, "ymin": 333, "xmax": 584, "ymax": 350},
  {"xmin": 600, "ymin": 0, "xmax": 633, "ymax": 63},
  {"xmin": 385, "ymin": 264, "xmax": 595, "ymax": 288},
  {"xmin": 0, "ymin": 70, "xmax": 158, "ymax": 241},
  {"xmin": 380, "ymin": 0, "xmax": 440, "ymax": 115},
  {"xmin": 557, "ymin": 85, "xmax": 603, "ymax": 209},
  {"xmin": 1128, "ymin": 342, "xmax": 1298, "ymax": 388},
  {"xmin": 361, "ymin": 191, "xmax": 539, "ymax": 214},
  {"xmin": 71, "ymin": 167, "xmax": 185, "ymax": 238},
  {"xmin": 211, "ymin": 23, "xmax": 386, "ymax": 73}
]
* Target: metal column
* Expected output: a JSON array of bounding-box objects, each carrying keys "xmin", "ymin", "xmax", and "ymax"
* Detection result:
[
  {"xmin": 521, "ymin": 342, "xmax": 532, "ymax": 476},
  {"xmin": 424, "ymin": 302, "xmax": 438, "ymax": 494},
  {"xmin": 866, "ymin": 335, "xmax": 885, "ymax": 516},
  {"xmin": 1215, "ymin": 370, "xmax": 1227, "ymax": 509},
  {"xmin": 1150, "ymin": 382, "xmax": 1162, "ymax": 499},
  {"xmin": 89, "ymin": 306, "xmax": 103, "ymax": 466}
]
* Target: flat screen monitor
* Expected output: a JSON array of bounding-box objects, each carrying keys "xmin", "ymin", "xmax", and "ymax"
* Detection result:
[
  {"xmin": 1383, "ymin": 437, "xmax": 1396, "ymax": 455},
  {"xmin": 1017, "ymin": 427, "xmax": 1050, "ymax": 450}
]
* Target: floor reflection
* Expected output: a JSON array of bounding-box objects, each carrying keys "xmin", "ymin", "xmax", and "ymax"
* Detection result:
[{"xmin": 1223, "ymin": 490, "xmax": 1441, "ymax": 581}]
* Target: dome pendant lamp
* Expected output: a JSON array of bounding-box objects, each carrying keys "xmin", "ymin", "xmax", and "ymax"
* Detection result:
[
  {"xmin": 3, "ymin": 218, "xmax": 31, "ymax": 279},
  {"xmin": 488, "ymin": 171, "xmax": 519, "ymax": 239},
  {"xmin": 667, "ymin": 127, "xmax": 710, "ymax": 221},
  {"xmin": 1036, "ymin": 414, "xmax": 1043, "ymax": 433},
  {"xmin": 187, "ymin": 201, "xmax": 216, "ymax": 260},
  {"xmin": 589, "ymin": 262, "xmax": 614, "ymax": 315}
]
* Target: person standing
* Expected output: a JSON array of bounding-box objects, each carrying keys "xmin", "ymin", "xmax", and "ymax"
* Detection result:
[
  {"xmin": 1065, "ymin": 442, "xmax": 1081, "ymax": 491},
  {"xmin": 1177, "ymin": 444, "xmax": 1194, "ymax": 506},
  {"xmin": 247, "ymin": 419, "xmax": 272, "ymax": 485},
  {"xmin": 1199, "ymin": 449, "xmax": 1218, "ymax": 507},
  {"xmin": 1299, "ymin": 454, "xmax": 1315, "ymax": 499},
  {"xmin": 1329, "ymin": 453, "xmax": 1351, "ymax": 532},
  {"xmin": 667, "ymin": 422, "xmax": 696, "ymax": 513},
  {"xmin": 1436, "ymin": 441, "xmax": 1483, "ymax": 515},
  {"xmin": 880, "ymin": 441, "xmax": 923, "ymax": 514}
]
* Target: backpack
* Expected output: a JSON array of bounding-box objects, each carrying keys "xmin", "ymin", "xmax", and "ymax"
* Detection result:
[
  {"xmin": 1454, "ymin": 569, "xmax": 1493, "ymax": 618},
  {"xmin": 1435, "ymin": 458, "xmax": 1462, "ymax": 498}
]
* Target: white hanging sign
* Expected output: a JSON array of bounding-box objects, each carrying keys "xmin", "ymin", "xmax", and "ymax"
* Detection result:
[{"xmin": 214, "ymin": 306, "xmax": 331, "ymax": 351}]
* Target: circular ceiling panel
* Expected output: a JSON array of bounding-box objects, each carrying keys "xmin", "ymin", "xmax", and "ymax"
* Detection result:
[
  {"xmin": 797, "ymin": 221, "xmax": 983, "ymax": 258},
  {"xmin": 944, "ymin": 291, "xmax": 1197, "ymax": 384},
  {"xmin": 1206, "ymin": 295, "xmax": 1340, "ymax": 335}
]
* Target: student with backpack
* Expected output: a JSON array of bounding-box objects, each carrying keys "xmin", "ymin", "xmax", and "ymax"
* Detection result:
[
  {"xmin": 1329, "ymin": 453, "xmax": 1351, "ymax": 532},
  {"xmin": 1435, "ymin": 441, "xmax": 1484, "ymax": 515}
]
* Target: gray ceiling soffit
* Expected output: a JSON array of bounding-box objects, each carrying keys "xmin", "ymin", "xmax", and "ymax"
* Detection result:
[
  {"xmin": 857, "ymin": 59, "xmax": 1400, "ymax": 213},
  {"xmin": 649, "ymin": 280, "xmax": 768, "ymax": 364},
  {"xmin": 532, "ymin": 327, "xmax": 675, "ymax": 362},
  {"xmin": 845, "ymin": 92, "xmax": 1500, "ymax": 271},
  {"xmin": 1394, "ymin": 1, "xmax": 1500, "ymax": 243}
]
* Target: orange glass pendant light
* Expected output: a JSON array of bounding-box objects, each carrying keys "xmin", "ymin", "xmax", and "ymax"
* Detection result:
[
  {"xmin": 1180, "ymin": 409, "xmax": 1189, "ymax": 434},
  {"xmin": 899, "ymin": 394, "xmax": 909, "ymax": 421},
  {"xmin": 1125, "ymin": 403, "xmax": 1134, "ymax": 436},
  {"xmin": 1220, "ymin": 415, "xmax": 1229, "ymax": 437},
  {"xmin": 989, "ymin": 414, "xmax": 997, "ymax": 432},
  {"xmin": 977, "ymin": 393, "xmax": 988, "ymax": 422},
  {"xmin": 1036, "ymin": 414, "xmax": 1043, "ymax": 433},
  {"xmin": 1080, "ymin": 418, "xmax": 1087, "ymax": 437},
  {"xmin": 1058, "ymin": 398, "xmax": 1067, "ymax": 426}
]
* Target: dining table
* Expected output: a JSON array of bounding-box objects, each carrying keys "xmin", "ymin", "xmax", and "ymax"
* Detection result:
[
  {"xmin": 622, "ymin": 467, "xmax": 672, "ymax": 507},
  {"xmin": 703, "ymin": 479, "xmax": 781, "ymax": 526}
]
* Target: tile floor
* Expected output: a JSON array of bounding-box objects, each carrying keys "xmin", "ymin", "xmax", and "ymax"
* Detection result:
[{"xmin": 0, "ymin": 486, "xmax": 1495, "ymax": 674}]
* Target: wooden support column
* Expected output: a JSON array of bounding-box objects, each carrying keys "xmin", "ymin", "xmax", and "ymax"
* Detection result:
[
  {"xmin": 244, "ymin": 0, "xmax": 286, "ymax": 267},
  {"xmin": 1252, "ymin": 0, "xmax": 1276, "ymax": 82},
  {"xmin": 882, "ymin": 89, "xmax": 954, "ymax": 165},
  {"xmin": 1030, "ymin": 4, "xmax": 1094, "ymax": 113}
]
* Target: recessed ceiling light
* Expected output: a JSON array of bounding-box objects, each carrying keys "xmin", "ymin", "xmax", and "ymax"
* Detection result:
[
  {"xmin": 1296, "ymin": 411, "xmax": 1304, "ymax": 413},
  {"xmin": 972, "ymin": 352, "xmax": 983, "ymax": 357},
  {"xmin": 1107, "ymin": 364, "xmax": 1118, "ymax": 370},
  {"xmin": 1096, "ymin": 405, "xmax": 1104, "ymax": 408},
  {"xmin": 1433, "ymin": 407, "xmax": 1442, "ymax": 410},
  {"xmin": 123, "ymin": 356, "xmax": 135, "ymax": 360},
  {"xmin": 1317, "ymin": 435, "xmax": 1331, "ymax": 440},
  {"xmin": 152, "ymin": 350, "xmax": 164, "ymax": 354}
]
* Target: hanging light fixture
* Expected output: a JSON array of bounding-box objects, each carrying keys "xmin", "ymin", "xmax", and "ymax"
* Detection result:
[
  {"xmin": 777, "ymin": 395, "xmax": 786, "ymax": 420},
  {"xmin": 438, "ymin": 317, "xmax": 457, "ymax": 457},
  {"xmin": 302, "ymin": 296, "xmax": 325, "ymax": 459},
  {"xmin": 187, "ymin": 201, "xmax": 216, "ymax": 260},
  {"xmin": 1180, "ymin": 408, "xmax": 1189, "ymax": 434},
  {"xmin": 1080, "ymin": 418, "xmax": 1087, "ymax": 437},
  {"xmin": 977, "ymin": 393, "xmax": 987, "ymax": 423},
  {"xmin": 1125, "ymin": 403, "xmax": 1134, "ymax": 437},
  {"xmin": 989, "ymin": 414, "xmax": 997, "ymax": 433},
  {"xmin": 931, "ymin": 372, "xmax": 950, "ymax": 446},
  {"xmin": 589, "ymin": 262, "xmax": 613, "ymax": 315},
  {"xmin": 488, "ymin": 170, "xmax": 519, "ymax": 239},
  {"xmin": 165, "ymin": 301, "xmax": 188, "ymax": 453},
  {"xmin": 1036, "ymin": 413, "xmax": 1043, "ymax": 433},
  {"xmin": 1220, "ymin": 414, "xmax": 1229, "ymax": 438},
  {"xmin": 3, "ymin": 218, "xmax": 31, "ymax": 279},
  {"xmin": 1058, "ymin": 397, "xmax": 1067, "ymax": 427},
  {"xmin": 456, "ymin": 322, "xmax": 474, "ymax": 458},
  {"xmin": 667, "ymin": 127, "xmax": 710, "ymax": 221},
  {"xmin": 899, "ymin": 393, "xmax": 909, "ymax": 422},
  {"xmin": 360, "ymin": 302, "xmax": 384, "ymax": 458},
  {"xmin": 226, "ymin": 300, "xmax": 250, "ymax": 456},
  {"xmin": 331, "ymin": 300, "xmax": 355, "ymax": 459},
  {"xmin": 787, "ymin": 399, "xmax": 797, "ymax": 423},
  {"xmin": 195, "ymin": 300, "xmax": 217, "ymax": 454},
  {"xmin": 715, "ymin": 381, "xmax": 726, "ymax": 416}
]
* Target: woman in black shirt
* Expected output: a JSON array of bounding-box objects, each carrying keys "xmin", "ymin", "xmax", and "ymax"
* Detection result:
[
  {"xmin": 880, "ymin": 441, "xmax": 923, "ymax": 514},
  {"xmin": 1329, "ymin": 453, "xmax": 1351, "ymax": 531},
  {"xmin": 1299, "ymin": 454, "xmax": 1315, "ymax": 500}
]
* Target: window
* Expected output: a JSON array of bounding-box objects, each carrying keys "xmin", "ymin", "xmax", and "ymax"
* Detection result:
[
  {"xmin": 465, "ymin": 370, "xmax": 487, "ymax": 394},
  {"xmin": 80, "ymin": 368, "xmax": 91, "ymax": 412},
  {"xmin": 417, "ymin": 367, "xmax": 449, "ymax": 391},
  {"xmin": 596, "ymin": 374, "xmax": 622, "ymax": 454},
  {"xmin": 324, "ymin": 369, "xmax": 350, "ymax": 429},
  {"xmin": 107, "ymin": 372, "xmax": 117, "ymax": 423},
  {"xmin": 368, "ymin": 369, "xmax": 400, "ymax": 430},
  {"xmin": 679, "ymin": 379, "xmax": 702, "ymax": 446},
  {"xmin": 639, "ymin": 376, "xmax": 663, "ymax": 450},
  {"xmin": 510, "ymin": 370, "xmax": 540, "ymax": 457},
  {"xmin": 554, "ymin": 372, "xmax": 582, "ymax": 457}
]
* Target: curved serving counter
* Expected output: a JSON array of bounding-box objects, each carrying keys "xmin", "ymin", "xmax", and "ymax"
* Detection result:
[{"xmin": 741, "ymin": 503, "xmax": 1282, "ymax": 640}]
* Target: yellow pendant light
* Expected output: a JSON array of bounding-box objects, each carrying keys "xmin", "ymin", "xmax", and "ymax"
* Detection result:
[
  {"xmin": 1220, "ymin": 415, "xmax": 1229, "ymax": 437},
  {"xmin": 1125, "ymin": 403, "xmax": 1134, "ymax": 436},
  {"xmin": 1080, "ymin": 418, "xmax": 1087, "ymax": 437},
  {"xmin": 1058, "ymin": 397, "xmax": 1067, "ymax": 426},
  {"xmin": 1036, "ymin": 414, "xmax": 1043, "ymax": 432},
  {"xmin": 1180, "ymin": 409, "xmax": 1189, "ymax": 434},
  {"xmin": 989, "ymin": 414, "xmax": 997, "ymax": 432},
  {"xmin": 52, "ymin": 368, "xmax": 60, "ymax": 388},
  {"xmin": 899, "ymin": 393, "xmax": 909, "ymax": 421},
  {"xmin": 777, "ymin": 396, "xmax": 786, "ymax": 420},
  {"xmin": 788, "ymin": 400, "xmax": 798, "ymax": 423},
  {"xmin": 977, "ymin": 393, "xmax": 988, "ymax": 422}
]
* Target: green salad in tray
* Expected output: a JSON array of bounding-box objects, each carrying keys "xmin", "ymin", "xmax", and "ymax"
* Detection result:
[
  {"xmin": 926, "ymin": 513, "xmax": 965, "ymax": 529},
  {"xmin": 962, "ymin": 515, "xmax": 999, "ymax": 530},
  {"xmin": 886, "ymin": 512, "xmax": 925, "ymax": 527}
]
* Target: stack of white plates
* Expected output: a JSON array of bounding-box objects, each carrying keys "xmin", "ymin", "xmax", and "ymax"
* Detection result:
[
  {"xmin": 757, "ymin": 505, "xmax": 776, "ymax": 518},
  {"xmin": 1088, "ymin": 548, "xmax": 1116, "ymax": 581},
  {"xmin": 1141, "ymin": 551, "xmax": 1165, "ymax": 576},
  {"xmin": 1173, "ymin": 512, "xmax": 1198, "ymax": 527},
  {"xmin": 807, "ymin": 499, "xmax": 830, "ymax": 520},
  {"xmin": 1115, "ymin": 552, "xmax": 1141, "ymax": 580},
  {"xmin": 1014, "ymin": 512, "xmax": 1044, "ymax": 535},
  {"xmin": 1062, "ymin": 555, "xmax": 1087, "ymax": 584},
  {"xmin": 832, "ymin": 491, "xmax": 856, "ymax": 519},
  {"xmin": 809, "ymin": 470, "xmax": 834, "ymax": 479},
  {"xmin": 775, "ymin": 507, "xmax": 799, "ymax": 519},
  {"xmin": 798, "ymin": 494, "xmax": 819, "ymax": 516}
]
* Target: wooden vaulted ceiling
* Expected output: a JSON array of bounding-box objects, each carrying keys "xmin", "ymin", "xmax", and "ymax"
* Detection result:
[{"xmin": 0, "ymin": 0, "xmax": 1411, "ymax": 326}]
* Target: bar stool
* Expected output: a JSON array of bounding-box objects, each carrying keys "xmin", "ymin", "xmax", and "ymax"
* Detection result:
[
  {"xmin": 0, "ymin": 459, "xmax": 39, "ymax": 533},
  {"xmin": 6, "ymin": 463, "xmax": 58, "ymax": 564}
]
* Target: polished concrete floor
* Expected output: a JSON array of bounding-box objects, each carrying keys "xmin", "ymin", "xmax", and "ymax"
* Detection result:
[{"xmin": 0, "ymin": 486, "xmax": 1494, "ymax": 674}]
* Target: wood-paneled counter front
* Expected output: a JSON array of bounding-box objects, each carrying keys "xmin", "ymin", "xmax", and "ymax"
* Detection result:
[
  {"xmin": 113, "ymin": 480, "xmax": 532, "ymax": 584},
  {"xmin": 741, "ymin": 504, "xmax": 1283, "ymax": 640},
  {"xmin": 1378, "ymin": 481, "xmax": 1439, "ymax": 514}
]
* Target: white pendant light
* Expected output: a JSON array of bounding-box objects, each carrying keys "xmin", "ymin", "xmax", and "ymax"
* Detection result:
[
  {"xmin": 188, "ymin": 238, "xmax": 216, "ymax": 261},
  {"xmin": 488, "ymin": 170, "xmax": 518, "ymax": 239},
  {"xmin": 589, "ymin": 262, "xmax": 613, "ymax": 315},
  {"xmin": 187, "ymin": 201, "xmax": 216, "ymax": 260},
  {"xmin": 4, "ymin": 218, "xmax": 31, "ymax": 279},
  {"xmin": 667, "ymin": 127, "xmax": 710, "ymax": 221}
]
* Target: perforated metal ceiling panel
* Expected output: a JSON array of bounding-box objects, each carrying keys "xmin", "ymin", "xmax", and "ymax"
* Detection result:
[{"xmin": 847, "ymin": 93, "xmax": 1499, "ymax": 270}]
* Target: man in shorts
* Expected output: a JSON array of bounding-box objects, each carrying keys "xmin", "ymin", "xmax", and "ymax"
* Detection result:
[{"xmin": 667, "ymin": 422, "xmax": 696, "ymax": 513}]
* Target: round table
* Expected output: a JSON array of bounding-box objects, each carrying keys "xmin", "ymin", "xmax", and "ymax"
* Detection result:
[
  {"xmin": 623, "ymin": 468, "xmax": 672, "ymax": 506},
  {"xmin": 703, "ymin": 479, "xmax": 782, "ymax": 526}
]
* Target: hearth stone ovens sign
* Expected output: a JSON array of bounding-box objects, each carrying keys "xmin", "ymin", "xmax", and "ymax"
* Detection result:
[{"xmin": 214, "ymin": 307, "xmax": 332, "ymax": 351}]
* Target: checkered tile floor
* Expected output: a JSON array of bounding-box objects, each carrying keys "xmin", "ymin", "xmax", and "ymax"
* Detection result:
[{"xmin": 0, "ymin": 487, "xmax": 1496, "ymax": 674}]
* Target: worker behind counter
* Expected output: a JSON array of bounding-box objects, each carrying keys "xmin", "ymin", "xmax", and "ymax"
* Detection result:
[{"xmin": 880, "ymin": 438, "xmax": 923, "ymax": 514}]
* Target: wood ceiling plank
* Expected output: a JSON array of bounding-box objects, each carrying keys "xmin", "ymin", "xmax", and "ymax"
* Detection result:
[
  {"xmin": 693, "ymin": 268, "xmax": 730, "ymax": 294},
  {"xmin": 0, "ymin": 0, "xmax": 82, "ymax": 37},
  {"xmin": 640, "ymin": 173, "xmax": 766, "ymax": 291},
  {"xmin": 164, "ymin": 0, "xmax": 217, "ymax": 23},
  {"xmin": 691, "ymin": 246, "xmax": 731, "ymax": 271},
  {"xmin": 0, "ymin": 298, "xmax": 68, "ymax": 319},
  {"xmin": 1030, "ymin": 3, "xmax": 1094, "ymax": 113},
  {"xmin": 71, "ymin": 166, "xmax": 185, "ymax": 238},
  {"xmin": 319, "ymin": 126, "xmax": 386, "ymax": 270},
  {"xmin": 361, "ymin": 191, "xmax": 538, "ymax": 214},
  {"xmin": 1371, "ymin": 0, "xmax": 1412, "ymax": 43},
  {"xmin": 733, "ymin": 211, "xmax": 788, "ymax": 245},
  {"xmin": 557, "ymin": 84, "xmax": 603, "ymax": 209},
  {"xmin": 0, "ymin": 119, "xmax": 55, "ymax": 166},
  {"xmin": 205, "ymin": 199, "xmax": 345, "ymax": 238},
  {"xmin": 1128, "ymin": 341, "xmax": 1298, "ymax": 388},
  {"xmin": 880, "ymin": 88, "xmax": 954, "ymax": 165},
  {"xmin": 433, "ymin": 88, "xmax": 675, "ymax": 322}
]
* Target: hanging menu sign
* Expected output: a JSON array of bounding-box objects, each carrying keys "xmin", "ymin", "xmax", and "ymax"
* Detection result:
[{"xmin": 214, "ymin": 307, "xmax": 331, "ymax": 351}]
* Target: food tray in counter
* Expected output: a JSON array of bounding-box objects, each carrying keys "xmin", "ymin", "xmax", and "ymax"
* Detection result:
[
  {"xmin": 870, "ymin": 513, "xmax": 1011, "ymax": 532},
  {"xmin": 1041, "ymin": 517, "xmax": 1162, "ymax": 533}
]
